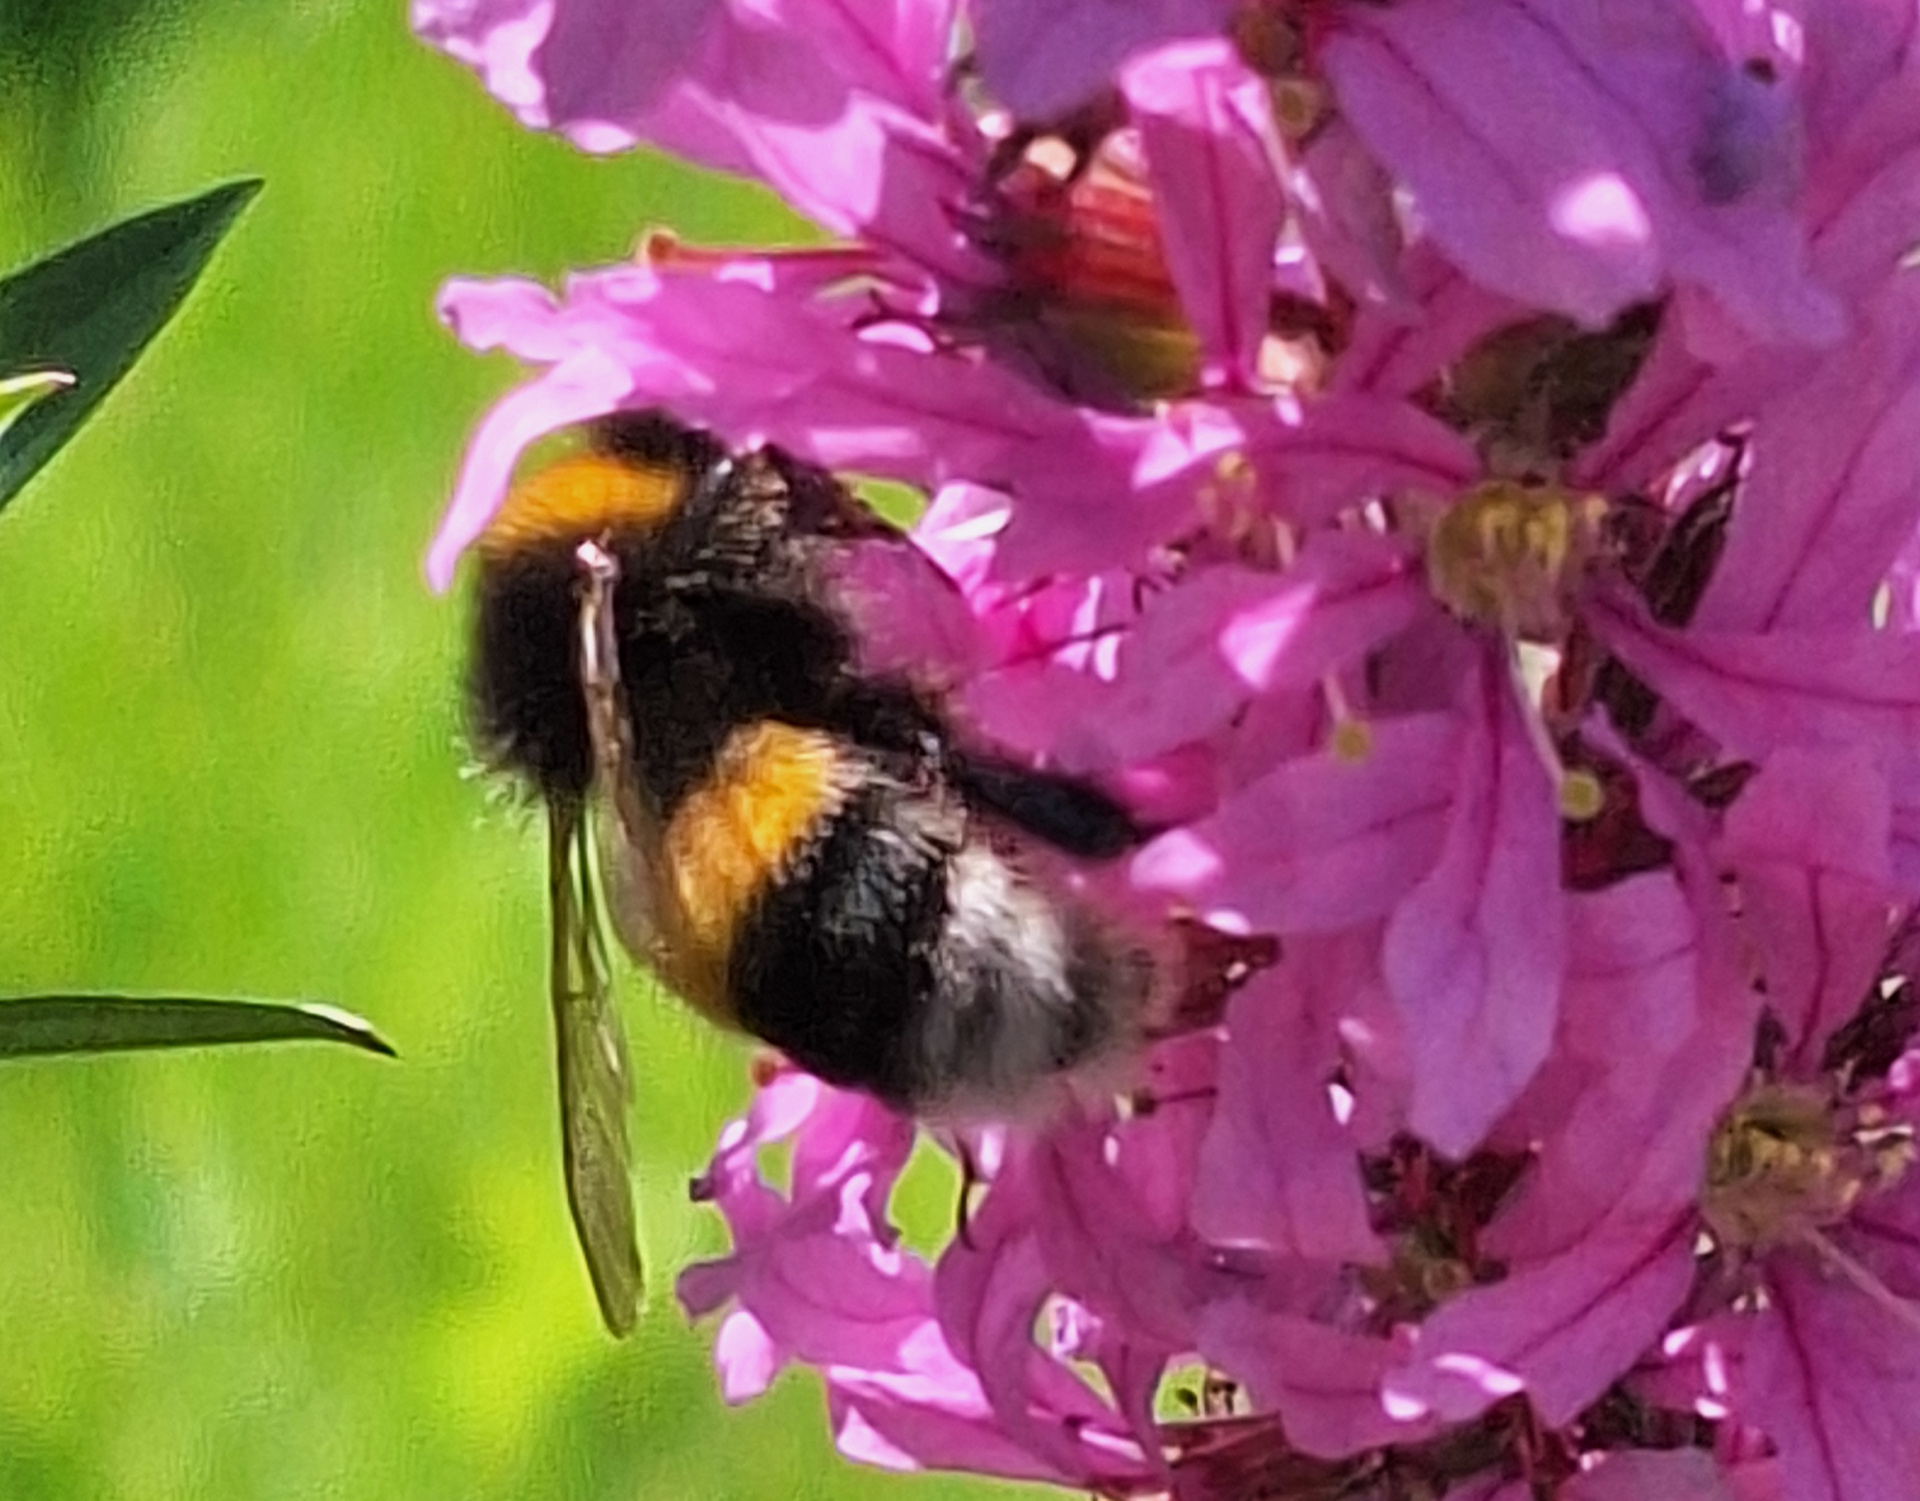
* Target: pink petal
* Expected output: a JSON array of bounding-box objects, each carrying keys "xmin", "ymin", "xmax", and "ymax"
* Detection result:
[
  {"xmin": 1023, "ymin": 1122, "xmax": 1204, "ymax": 1350},
  {"xmin": 532, "ymin": 0, "xmax": 724, "ymax": 125},
  {"xmin": 1040, "ymin": 533, "xmax": 1425, "ymax": 766},
  {"xmin": 1385, "ymin": 1213, "xmax": 1696, "ymax": 1426},
  {"xmin": 1589, "ymin": 598, "xmax": 1920, "ymax": 765},
  {"xmin": 932, "ymin": 1150, "xmax": 1161, "ymax": 1487},
  {"xmin": 994, "ymin": 392, "xmax": 1479, "ymax": 577},
  {"xmin": 828, "ymin": 1357, "xmax": 1136, "ymax": 1486},
  {"xmin": 418, "ymin": 0, "xmax": 976, "ymax": 266},
  {"xmin": 423, "ymin": 348, "xmax": 637, "ymax": 591},
  {"xmin": 412, "ymin": 0, "xmax": 558, "ymax": 121},
  {"xmin": 1196, "ymin": 1301, "xmax": 1433, "ymax": 1459},
  {"xmin": 1393, "ymin": 936, "xmax": 1754, "ymax": 1425},
  {"xmin": 1740, "ymin": 1255, "xmax": 1920, "ymax": 1501},
  {"xmin": 1334, "ymin": 247, "xmax": 1528, "ymax": 399},
  {"xmin": 1485, "ymin": 874, "xmax": 1711, "ymax": 1254},
  {"xmin": 1132, "ymin": 712, "xmax": 1459, "ymax": 933},
  {"xmin": 714, "ymin": 1308, "xmax": 781, "ymax": 1401},
  {"xmin": 1125, "ymin": 40, "xmax": 1286, "ymax": 389},
  {"xmin": 1694, "ymin": 276, "xmax": 1920, "ymax": 632},
  {"xmin": 1235, "ymin": 392, "xmax": 1484, "ymax": 526},
  {"xmin": 1324, "ymin": 0, "xmax": 1838, "ymax": 342},
  {"xmin": 1383, "ymin": 656, "xmax": 1566, "ymax": 1156},
  {"xmin": 1720, "ymin": 748, "xmax": 1896, "ymax": 1065},
  {"xmin": 1288, "ymin": 118, "xmax": 1410, "ymax": 309},
  {"xmin": 971, "ymin": 0, "xmax": 1234, "ymax": 118},
  {"xmin": 1562, "ymin": 1449, "xmax": 1734, "ymax": 1501},
  {"xmin": 1574, "ymin": 287, "xmax": 1775, "ymax": 494},
  {"xmin": 428, "ymin": 253, "xmax": 1192, "ymax": 578},
  {"xmin": 1191, "ymin": 971, "xmax": 1384, "ymax": 1263}
]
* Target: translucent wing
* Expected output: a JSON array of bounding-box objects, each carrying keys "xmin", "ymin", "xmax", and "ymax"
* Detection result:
[
  {"xmin": 547, "ymin": 797, "xmax": 641, "ymax": 1336},
  {"xmin": 543, "ymin": 536, "xmax": 650, "ymax": 1338}
]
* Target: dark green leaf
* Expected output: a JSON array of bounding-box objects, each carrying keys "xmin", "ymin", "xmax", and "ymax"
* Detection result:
[
  {"xmin": 0, "ymin": 994, "xmax": 395, "ymax": 1060},
  {"xmin": 0, "ymin": 178, "xmax": 262, "ymax": 513}
]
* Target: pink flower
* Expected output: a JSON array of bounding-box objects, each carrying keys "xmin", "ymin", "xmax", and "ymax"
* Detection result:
[
  {"xmin": 1379, "ymin": 748, "xmax": 1920, "ymax": 1499},
  {"xmin": 678, "ymin": 1071, "xmax": 1163, "ymax": 1489},
  {"xmin": 413, "ymin": 0, "xmax": 979, "ymax": 266},
  {"xmin": 418, "ymin": 4, "xmax": 1920, "ymax": 1497}
]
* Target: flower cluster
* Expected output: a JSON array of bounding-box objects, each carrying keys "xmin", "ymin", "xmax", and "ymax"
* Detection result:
[{"xmin": 416, "ymin": 2, "xmax": 1920, "ymax": 1498}]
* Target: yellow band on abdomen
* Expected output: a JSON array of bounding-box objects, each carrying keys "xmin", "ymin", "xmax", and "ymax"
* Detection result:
[{"xmin": 652, "ymin": 721, "xmax": 848, "ymax": 1022}]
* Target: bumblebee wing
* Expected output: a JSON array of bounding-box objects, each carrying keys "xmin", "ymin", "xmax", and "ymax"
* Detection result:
[{"xmin": 549, "ymin": 798, "xmax": 642, "ymax": 1337}]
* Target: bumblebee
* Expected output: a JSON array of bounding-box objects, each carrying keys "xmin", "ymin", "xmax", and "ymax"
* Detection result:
[{"xmin": 466, "ymin": 413, "xmax": 1166, "ymax": 1334}]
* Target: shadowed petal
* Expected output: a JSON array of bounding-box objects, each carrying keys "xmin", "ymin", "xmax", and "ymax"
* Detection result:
[
  {"xmin": 972, "ymin": 0, "xmax": 1234, "ymax": 118},
  {"xmin": 1324, "ymin": 0, "xmax": 1837, "ymax": 342},
  {"xmin": 1384, "ymin": 655, "xmax": 1565, "ymax": 1156}
]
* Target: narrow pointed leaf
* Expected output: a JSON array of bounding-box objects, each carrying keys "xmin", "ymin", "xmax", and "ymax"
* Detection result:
[
  {"xmin": 0, "ymin": 994, "xmax": 395, "ymax": 1059},
  {"xmin": 0, "ymin": 178, "xmax": 262, "ymax": 514}
]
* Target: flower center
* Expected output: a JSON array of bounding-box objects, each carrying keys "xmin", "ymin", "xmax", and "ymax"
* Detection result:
[
  {"xmin": 1702, "ymin": 1082, "xmax": 1915, "ymax": 1252},
  {"xmin": 1424, "ymin": 480, "xmax": 1609, "ymax": 639}
]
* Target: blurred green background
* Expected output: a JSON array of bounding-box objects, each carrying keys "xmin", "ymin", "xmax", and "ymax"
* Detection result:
[{"xmin": 0, "ymin": 4, "xmax": 1007, "ymax": 1497}]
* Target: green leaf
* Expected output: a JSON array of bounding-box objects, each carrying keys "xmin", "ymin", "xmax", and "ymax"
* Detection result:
[
  {"xmin": 0, "ymin": 178, "xmax": 263, "ymax": 514},
  {"xmin": 0, "ymin": 369, "xmax": 74, "ymax": 444},
  {"xmin": 0, "ymin": 995, "xmax": 395, "ymax": 1060}
]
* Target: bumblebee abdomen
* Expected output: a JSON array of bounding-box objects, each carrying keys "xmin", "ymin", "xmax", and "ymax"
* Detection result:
[
  {"xmin": 727, "ymin": 769, "xmax": 1152, "ymax": 1112},
  {"xmin": 649, "ymin": 721, "xmax": 853, "ymax": 1022}
]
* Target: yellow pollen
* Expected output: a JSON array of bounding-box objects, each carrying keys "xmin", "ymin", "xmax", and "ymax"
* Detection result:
[
  {"xmin": 1331, "ymin": 718, "xmax": 1374, "ymax": 764},
  {"xmin": 1558, "ymin": 768, "xmax": 1606, "ymax": 822},
  {"xmin": 1703, "ymin": 1083, "xmax": 1916, "ymax": 1253},
  {"xmin": 1426, "ymin": 479, "xmax": 1609, "ymax": 638}
]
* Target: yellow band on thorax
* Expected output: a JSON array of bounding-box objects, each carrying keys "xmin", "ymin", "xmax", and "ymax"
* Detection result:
[{"xmin": 478, "ymin": 454, "xmax": 685, "ymax": 556}]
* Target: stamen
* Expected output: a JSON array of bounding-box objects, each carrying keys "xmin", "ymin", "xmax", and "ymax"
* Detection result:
[
  {"xmin": 1321, "ymin": 673, "xmax": 1373, "ymax": 763},
  {"xmin": 1426, "ymin": 479, "xmax": 1609, "ymax": 638},
  {"xmin": 1501, "ymin": 647, "xmax": 1605, "ymax": 822},
  {"xmin": 1704, "ymin": 1081, "xmax": 1916, "ymax": 1254}
]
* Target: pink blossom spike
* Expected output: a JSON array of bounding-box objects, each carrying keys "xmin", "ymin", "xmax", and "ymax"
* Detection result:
[{"xmin": 1383, "ymin": 654, "xmax": 1566, "ymax": 1157}]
